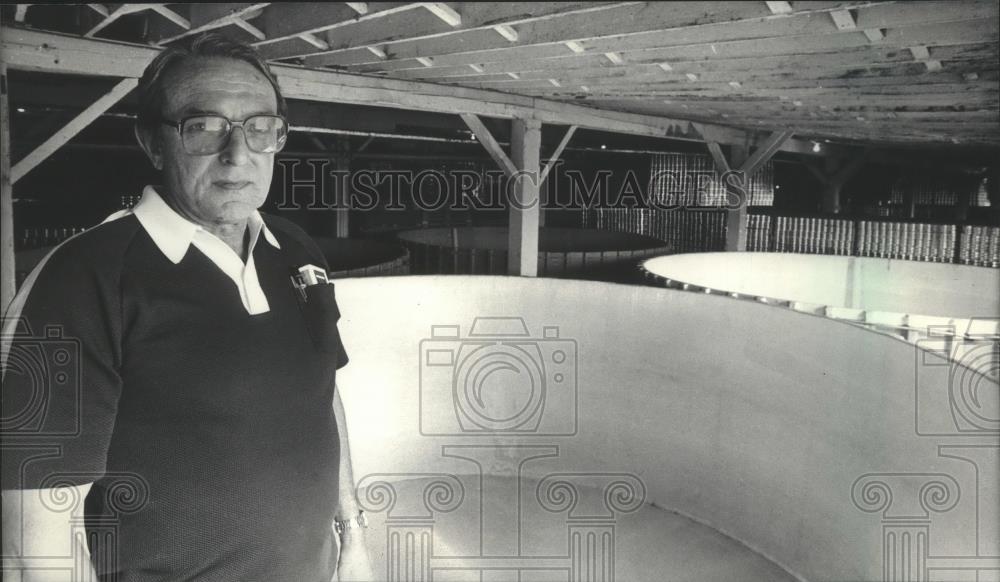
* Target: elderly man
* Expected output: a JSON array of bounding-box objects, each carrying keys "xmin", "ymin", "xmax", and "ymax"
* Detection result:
[{"xmin": 1, "ymin": 34, "xmax": 373, "ymax": 581}]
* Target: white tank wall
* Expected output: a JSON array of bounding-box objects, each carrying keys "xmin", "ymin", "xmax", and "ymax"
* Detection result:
[
  {"xmin": 334, "ymin": 276, "xmax": 998, "ymax": 581},
  {"xmin": 643, "ymin": 253, "xmax": 998, "ymax": 318}
]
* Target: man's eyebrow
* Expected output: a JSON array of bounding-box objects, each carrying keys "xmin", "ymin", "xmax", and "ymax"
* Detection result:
[
  {"xmin": 178, "ymin": 107, "xmax": 220, "ymax": 117},
  {"xmin": 177, "ymin": 107, "xmax": 278, "ymax": 118}
]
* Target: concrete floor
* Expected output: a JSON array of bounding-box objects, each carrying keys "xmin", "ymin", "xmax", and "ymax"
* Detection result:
[{"xmin": 354, "ymin": 476, "xmax": 797, "ymax": 582}]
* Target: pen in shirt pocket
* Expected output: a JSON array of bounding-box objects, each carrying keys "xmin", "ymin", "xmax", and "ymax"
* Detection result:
[{"xmin": 290, "ymin": 264, "xmax": 331, "ymax": 302}]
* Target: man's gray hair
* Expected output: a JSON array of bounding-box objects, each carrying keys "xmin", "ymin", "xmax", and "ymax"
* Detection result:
[{"xmin": 135, "ymin": 32, "xmax": 287, "ymax": 134}]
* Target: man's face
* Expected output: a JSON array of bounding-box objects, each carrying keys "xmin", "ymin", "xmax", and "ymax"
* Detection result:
[{"xmin": 152, "ymin": 57, "xmax": 279, "ymax": 227}]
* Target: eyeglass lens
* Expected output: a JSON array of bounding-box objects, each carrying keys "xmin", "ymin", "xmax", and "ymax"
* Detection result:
[{"xmin": 181, "ymin": 115, "xmax": 287, "ymax": 154}]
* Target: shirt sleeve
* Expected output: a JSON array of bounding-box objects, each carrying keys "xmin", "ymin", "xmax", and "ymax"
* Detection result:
[{"xmin": 1, "ymin": 244, "xmax": 123, "ymax": 490}]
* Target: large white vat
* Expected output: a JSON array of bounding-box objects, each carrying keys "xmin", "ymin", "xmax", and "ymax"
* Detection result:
[{"xmin": 333, "ymin": 276, "xmax": 999, "ymax": 581}]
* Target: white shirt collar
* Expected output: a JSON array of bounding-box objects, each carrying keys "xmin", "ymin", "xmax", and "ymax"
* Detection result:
[{"xmin": 131, "ymin": 185, "xmax": 280, "ymax": 264}]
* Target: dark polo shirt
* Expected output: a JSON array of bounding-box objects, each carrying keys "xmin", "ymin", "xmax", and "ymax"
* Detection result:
[{"xmin": 1, "ymin": 200, "xmax": 348, "ymax": 581}]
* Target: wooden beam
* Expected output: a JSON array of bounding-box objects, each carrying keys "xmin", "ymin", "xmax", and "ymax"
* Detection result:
[
  {"xmin": 830, "ymin": 151, "xmax": 868, "ymax": 186},
  {"xmin": 87, "ymin": 4, "xmax": 110, "ymax": 18},
  {"xmin": 151, "ymin": 3, "xmax": 270, "ymax": 44},
  {"xmin": 11, "ymin": 77, "xmax": 138, "ymax": 183},
  {"xmin": 705, "ymin": 141, "xmax": 731, "ymax": 174},
  {"xmin": 383, "ymin": 19, "xmax": 997, "ymax": 81},
  {"xmin": 460, "ymin": 113, "xmax": 517, "ymax": 177},
  {"xmin": 829, "ymin": 9, "xmax": 857, "ymax": 30},
  {"xmin": 804, "ymin": 161, "xmax": 830, "ymax": 184},
  {"xmin": 863, "ymin": 28, "xmax": 884, "ymax": 42},
  {"xmin": 86, "ymin": 3, "xmax": 158, "ymax": 37},
  {"xmin": 296, "ymin": 2, "xmax": 620, "ymax": 64},
  {"xmin": 739, "ymin": 130, "xmax": 794, "ymax": 177},
  {"xmin": 493, "ymin": 24, "xmax": 518, "ymax": 42},
  {"xmin": 2, "ymin": 26, "xmax": 839, "ymax": 153},
  {"xmin": 724, "ymin": 144, "xmax": 748, "ymax": 252},
  {"xmin": 418, "ymin": 40, "xmax": 996, "ymax": 84},
  {"xmin": 315, "ymin": 0, "xmax": 991, "ymax": 70},
  {"xmin": 539, "ymin": 125, "xmax": 576, "ymax": 185},
  {"xmin": 150, "ymin": 5, "xmax": 191, "ymax": 30},
  {"xmin": 765, "ymin": 1, "xmax": 793, "ymax": 15},
  {"xmin": 423, "ymin": 2, "xmax": 461, "ymax": 27},
  {"xmin": 1, "ymin": 62, "xmax": 14, "ymax": 313},
  {"xmin": 509, "ymin": 118, "xmax": 541, "ymax": 277},
  {"xmin": 254, "ymin": 3, "xmax": 423, "ymax": 52},
  {"xmin": 332, "ymin": 143, "xmax": 351, "ymax": 238},
  {"xmin": 232, "ymin": 17, "xmax": 267, "ymax": 40},
  {"xmin": 356, "ymin": 135, "xmax": 376, "ymax": 152},
  {"xmin": 299, "ymin": 32, "xmax": 330, "ymax": 50},
  {"xmin": 345, "ymin": 2, "xmax": 369, "ymax": 15}
]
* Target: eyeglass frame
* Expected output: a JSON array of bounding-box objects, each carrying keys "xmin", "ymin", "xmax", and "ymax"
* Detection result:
[{"xmin": 157, "ymin": 113, "xmax": 289, "ymax": 155}]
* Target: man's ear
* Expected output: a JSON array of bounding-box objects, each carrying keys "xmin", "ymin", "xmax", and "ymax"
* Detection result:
[{"xmin": 134, "ymin": 124, "xmax": 163, "ymax": 171}]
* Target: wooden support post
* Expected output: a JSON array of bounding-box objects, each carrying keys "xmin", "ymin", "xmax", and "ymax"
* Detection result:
[
  {"xmin": 332, "ymin": 137, "xmax": 351, "ymax": 238},
  {"xmin": 822, "ymin": 182, "xmax": 844, "ymax": 214},
  {"xmin": 725, "ymin": 144, "xmax": 749, "ymax": 252},
  {"xmin": 509, "ymin": 118, "xmax": 541, "ymax": 277},
  {"xmin": 955, "ymin": 178, "xmax": 973, "ymax": 223},
  {"xmin": 817, "ymin": 152, "xmax": 867, "ymax": 214},
  {"xmin": 11, "ymin": 77, "xmax": 138, "ymax": 183},
  {"xmin": 713, "ymin": 130, "xmax": 792, "ymax": 252},
  {"xmin": 1, "ymin": 62, "xmax": 15, "ymax": 313}
]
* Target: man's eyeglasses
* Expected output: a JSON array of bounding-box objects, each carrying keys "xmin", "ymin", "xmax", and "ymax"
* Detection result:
[{"xmin": 159, "ymin": 114, "xmax": 289, "ymax": 155}]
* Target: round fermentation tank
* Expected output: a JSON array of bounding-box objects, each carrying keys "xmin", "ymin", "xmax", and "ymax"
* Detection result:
[
  {"xmin": 332, "ymin": 275, "xmax": 998, "ymax": 581},
  {"xmin": 396, "ymin": 226, "xmax": 670, "ymax": 277}
]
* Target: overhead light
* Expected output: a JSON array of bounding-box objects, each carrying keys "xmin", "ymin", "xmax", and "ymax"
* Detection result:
[
  {"xmin": 16, "ymin": 107, "xmax": 26, "ymax": 113},
  {"xmin": 600, "ymin": 144, "xmax": 607, "ymax": 150},
  {"xmin": 812, "ymin": 142, "xmax": 821, "ymax": 153}
]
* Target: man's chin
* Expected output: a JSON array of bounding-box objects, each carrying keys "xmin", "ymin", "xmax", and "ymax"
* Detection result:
[{"xmin": 215, "ymin": 198, "xmax": 265, "ymax": 221}]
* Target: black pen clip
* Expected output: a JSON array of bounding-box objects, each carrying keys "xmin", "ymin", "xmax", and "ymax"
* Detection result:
[{"xmin": 290, "ymin": 273, "xmax": 308, "ymax": 302}]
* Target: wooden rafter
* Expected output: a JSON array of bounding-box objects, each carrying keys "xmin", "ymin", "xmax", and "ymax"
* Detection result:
[
  {"xmin": 459, "ymin": 113, "xmax": 517, "ymax": 177},
  {"xmin": 6, "ymin": 26, "xmax": 791, "ymax": 147},
  {"xmin": 309, "ymin": 0, "xmax": 991, "ymax": 70},
  {"xmin": 150, "ymin": 5, "xmax": 191, "ymax": 31},
  {"xmin": 740, "ymin": 130, "xmax": 794, "ymax": 176},
  {"xmin": 279, "ymin": 2, "xmax": 625, "ymax": 64},
  {"xmin": 11, "ymin": 77, "xmax": 140, "ymax": 183},
  {"xmin": 539, "ymin": 125, "xmax": 577, "ymax": 185},
  {"xmin": 254, "ymin": 3, "xmax": 425, "ymax": 51},
  {"xmin": 422, "ymin": 3, "xmax": 462, "ymax": 27},
  {"xmin": 233, "ymin": 17, "xmax": 267, "ymax": 40},
  {"xmin": 87, "ymin": 4, "xmax": 110, "ymax": 18},
  {"xmin": 86, "ymin": 3, "xmax": 161, "ymax": 37},
  {"xmin": 150, "ymin": 3, "xmax": 270, "ymax": 45}
]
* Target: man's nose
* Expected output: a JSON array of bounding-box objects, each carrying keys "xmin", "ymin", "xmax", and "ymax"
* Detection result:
[{"xmin": 219, "ymin": 126, "xmax": 250, "ymax": 165}]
